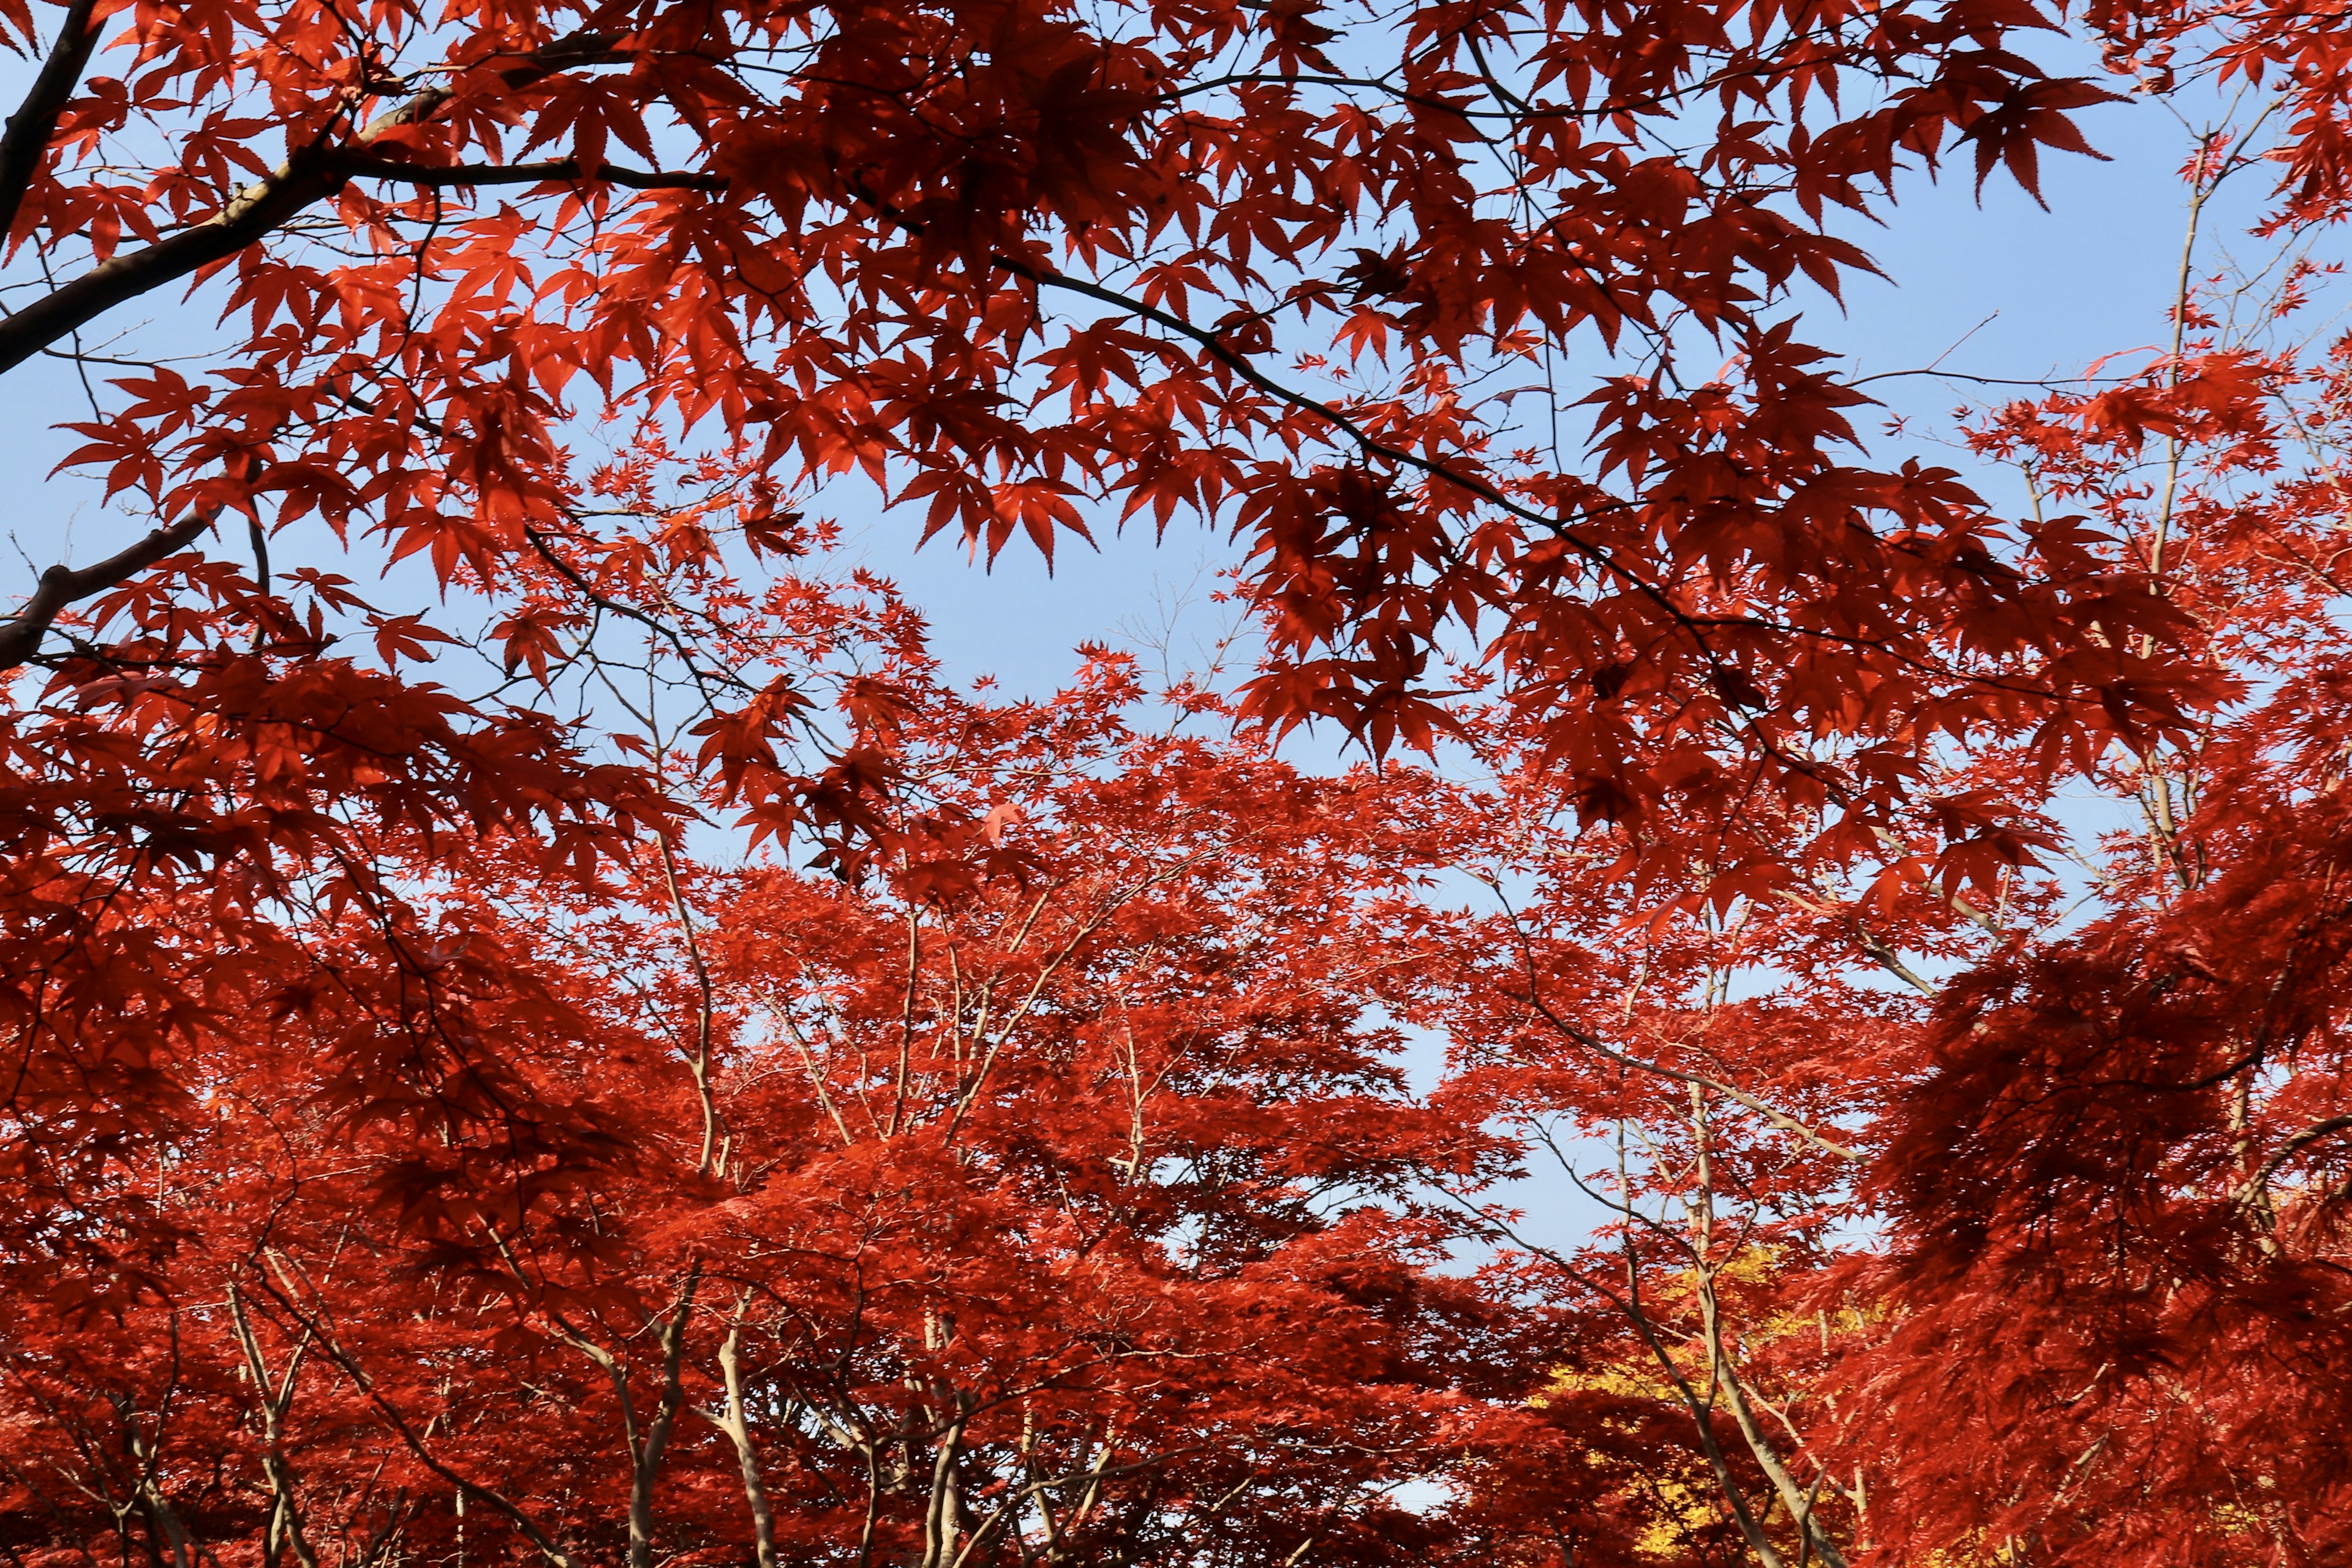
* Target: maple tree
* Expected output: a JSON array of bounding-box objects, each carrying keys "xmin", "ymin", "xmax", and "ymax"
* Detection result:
[
  {"xmin": 0, "ymin": 628, "xmax": 1527, "ymax": 1567},
  {"xmin": 1407, "ymin": 128, "xmax": 2352, "ymax": 1561},
  {"xmin": 5, "ymin": 0, "xmax": 2352, "ymax": 1561},
  {"xmin": 1822, "ymin": 252, "xmax": 2352, "ymax": 1563}
]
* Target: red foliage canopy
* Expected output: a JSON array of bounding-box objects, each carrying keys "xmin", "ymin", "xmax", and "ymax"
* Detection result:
[{"xmin": 1, "ymin": 0, "xmax": 2351, "ymax": 1561}]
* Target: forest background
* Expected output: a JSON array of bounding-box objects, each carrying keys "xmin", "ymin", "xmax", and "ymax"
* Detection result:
[{"xmin": 0, "ymin": 0, "xmax": 2346, "ymax": 1564}]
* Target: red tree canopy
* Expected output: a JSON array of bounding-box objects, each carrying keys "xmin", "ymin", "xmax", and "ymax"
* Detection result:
[
  {"xmin": 0, "ymin": 0, "xmax": 2288, "ymax": 853},
  {"xmin": 4, "ymin": 0, "xmax": 2352, "ymax": 1562}
]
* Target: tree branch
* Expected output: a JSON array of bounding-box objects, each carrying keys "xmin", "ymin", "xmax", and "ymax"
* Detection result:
[
  {"xmin": 0, "ymin": 32, "xmax": 628, "ymax": 375},
  {"xmin": 2234, "ymin": 1114, "xmax": 2352, "ymax": 1208},
  {"xmin": 225, "ymin": 1280, "xmax": 322, "ymax": 1568},
  {"xmin": 254, "ymin": 1266, "xmax": 573, "ymax": 1568},
  {"xmin": 0, "ymin": 0, "xmax": 103, "ymax": 241},
  {"xmin": 0, "ymin": 508, "xmax": 216, "ymax": 671},
  {"xmin": 1490, "ymin": 897, "xmax": 1864, "ymax": 1161},
  {"xmin": 328, "ymin": 154, "xmax": 724, "ymax": 191}
]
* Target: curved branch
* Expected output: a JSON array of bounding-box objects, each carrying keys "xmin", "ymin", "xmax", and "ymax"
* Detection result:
[
  {"xmin": 2234, "ymin": 1114, "xmax": 2352, "ymax": 1208},
  {"xmin": 0, "ymin": 31, "xmax": 628, "ymax": 375},
  {"xmin": 1515, "ymin": 982, "xmax": 1864, "ymax": 1161},
  {"xmin": 1488, "ymin": 887, "xmax": 1863, "ymax": 1160},
  {"xmin": 0, "ymin": 160, "xmax": 333, "ymax": 377},
  {"xmin": 0, "ymin": 508, "xmax": 216, "ymax": 671},
  {"xmin": 252, "ymin": 1261, "xmax": 574, "ymax": 1568}
]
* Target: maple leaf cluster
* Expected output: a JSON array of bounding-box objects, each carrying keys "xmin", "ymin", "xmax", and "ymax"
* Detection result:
[{"xmin": 1, "ymin": 0, "xmax": 2351, "ymax": 1561}]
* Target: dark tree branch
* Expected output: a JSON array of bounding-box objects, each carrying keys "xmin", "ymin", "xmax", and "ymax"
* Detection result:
[
  {"xmin": 0, "ymin": 509, "xmax": 216, "ymax": 671},
  {"xmin": 329, "ymin": 154, "xmax": 723, "ymax": 191},
  {"xmin": 0, "ymin": 163, "xmax": 336, "ymax": 380},
  {"xmin": 2236, "ymin": 1114, "xmax": 2352, "ymax": 1207},
  {"xmin": 0, "ymin": 0, "xmax": 104, "ymax": 241},
  {"xmin": 0, "ymin": 31, "xmax": 628, "ymax": 377}
]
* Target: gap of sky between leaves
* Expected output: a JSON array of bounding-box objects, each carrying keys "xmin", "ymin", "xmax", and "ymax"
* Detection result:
[
  {"xmin": 0, "ymin": 51, "xmax": 2261, "ymax": 1280},
  {"xmin": 856, "ymin": 86, "xmax": 2264, "ymax": 706},
  {"xmin": 0, "ymin": 77, "xmax": 2255, "ymax": 718}
]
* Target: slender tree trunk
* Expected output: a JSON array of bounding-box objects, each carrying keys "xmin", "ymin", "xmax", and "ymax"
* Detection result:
[
  {"xmin": 227, "ymin": 1280, "xmax": 322, "ymax": 1568},
  {"xmin": 920, "ymin": 1409, "xmax": 969, "ymax": 1568},
  {"xmin": 627, "ymin": 1265, "xmax": 702, "ymax": 1568},
  {"xmin": 705, "ymin": 1292, "xmax": 779, "ymax": 1568},
  {"xmin": 1686, "ymin": 1087, "xmax": 1847, "ymax": 1568}
]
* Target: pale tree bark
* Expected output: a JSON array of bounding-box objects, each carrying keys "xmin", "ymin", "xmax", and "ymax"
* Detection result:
[
  {"xmin": 626, "ymin": 1268, "xmax": 701, "ymax": 1568},
  {"xmin": 696, "ymin": 1289, "xmax": 780, "ymax": 1568},
  {"xmin": 1683, "ymin": 1087, "xmax": 1849, "ymax": 1568},
  {"xmin": 482, "ymin": 1226, "xmax": 703, "ymax": 1568},
  {"xmin": 108, "ymin": 1311, "xmax": 198, "ymax": 1568},
  {"xmin": 1439, "ymin": 1115, "xmax": 1791, "ymax": 1568},
  {"xmin": 654, "ymin": 833, "xmax": 724, "ymax": 1175},
  {"xmin": 918, "ymin": 1404, "xmax": 970, "ymax": 1568},
  {"xmin": 1028, "ymin": 1423, "xmax": 1121, "ymax": 1566},
  {"xmin": 253, "ymin": 1249, "xmax": 575, "ymax": 1568},
  {"xmin": 225, "ymin": 1279, "xmax": 322, "ymax": 1568},
  {"xmin": 1613, "ymin": 1221, "xmax": 1789, "ymax": 1568},
  {"xmin": 548, "ymin": 1263, "xmax": 702, "ymax": 1568}
]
